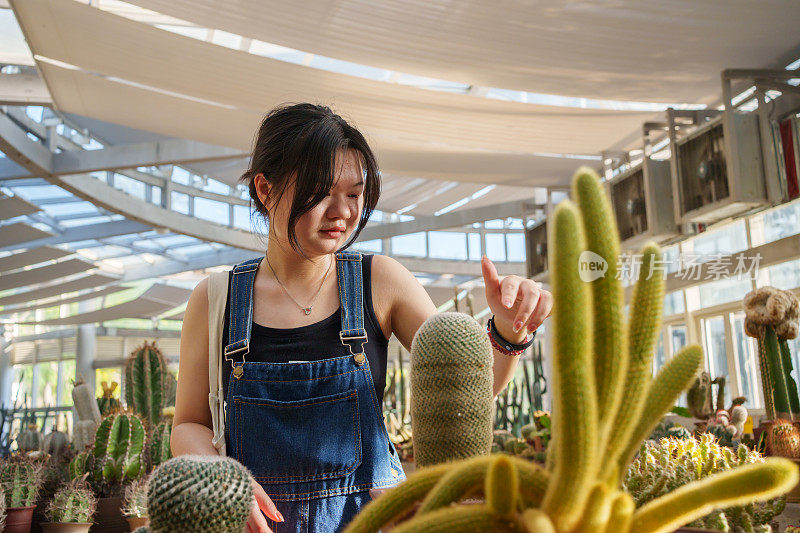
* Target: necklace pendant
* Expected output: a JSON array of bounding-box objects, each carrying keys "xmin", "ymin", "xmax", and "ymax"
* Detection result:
[{"xmin": 303, "ymin": 307, "xmax": 312, "ymax": 315}]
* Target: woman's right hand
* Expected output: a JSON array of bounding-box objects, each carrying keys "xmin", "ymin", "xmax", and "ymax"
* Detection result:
[{"xmin": 247, "ymin": 478, "xmax": 284, "ymax": 533}]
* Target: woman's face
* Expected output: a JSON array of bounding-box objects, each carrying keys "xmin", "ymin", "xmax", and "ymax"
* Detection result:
[{"xmin": 258, "ymin": 148, "xmax": 365, "ymax": 257}]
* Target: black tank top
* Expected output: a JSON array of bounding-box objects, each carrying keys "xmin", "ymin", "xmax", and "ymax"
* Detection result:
[{"xmin": 221, "ymin": 254, "xmax": 389, "ymax": 404}]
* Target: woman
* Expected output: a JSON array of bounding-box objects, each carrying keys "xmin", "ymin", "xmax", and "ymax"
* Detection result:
[{"xmin": 173, "ymin": 103, "xmax": 553, "ymax": 533}]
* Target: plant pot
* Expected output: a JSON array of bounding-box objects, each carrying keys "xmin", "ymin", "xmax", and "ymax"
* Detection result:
[
  {"xmin": 90, "ymin": 497, "xmax": 128, "ymax": 533},
  {"xmin": 40, "ymin": 523, "xmax": 93, "ymax": 533},
  {"xmin": 5, "ymin": 505, "xmax": 37, "ymax": 533},
  {"xmin": 126, "ymin": 517, "xmax": 148, "ymax": 530}
]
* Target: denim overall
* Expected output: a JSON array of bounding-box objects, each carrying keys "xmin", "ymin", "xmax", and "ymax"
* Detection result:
[{"xmin": 224, "ymin": 250, "xmax": 406, "ymax": 533}]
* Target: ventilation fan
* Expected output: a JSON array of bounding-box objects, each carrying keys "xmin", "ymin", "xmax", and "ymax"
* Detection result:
[
  {"xmin": 524, "ymin": 220, "xmax": 548, "ymax": 280},
  {"xmin": 671, "ymin": 112, "xmax": 766, "ymax": 224},
  {"xmin": 607, "ymin": 158, "xmax": 677, "ymax": 249}
]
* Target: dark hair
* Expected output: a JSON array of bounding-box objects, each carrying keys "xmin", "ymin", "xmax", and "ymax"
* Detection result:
[{"xmin": 239, "ymin": 103, "xmax": 380, "ymax": 257}]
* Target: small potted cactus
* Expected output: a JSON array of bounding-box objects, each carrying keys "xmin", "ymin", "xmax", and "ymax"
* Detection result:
[
  {"xmin": 0, "ymin": 458, "xmax": 44, "ymax": 533},
  {"xmin": 122, "ymin": 478, "xmax": 149, "ymax": 530},
  {"xmin": 41, "ymin": 478, "xmax": 96, "ymax": 532}
]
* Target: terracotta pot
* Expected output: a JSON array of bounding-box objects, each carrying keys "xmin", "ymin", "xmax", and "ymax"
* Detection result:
[
  {"xmin": 5, "ymin": 505, "xmax": 37, "ymax": 533},
  {"xmin": 126, "ymin": 516, "xmax": 148, "ymax": 530},
  {"xmin": 90, "ymin": 497, "xmax": 128, "ymax": 533},
  {"xmin": 40, "ymin": 523, "xmax": 92, "ymax": 533}
]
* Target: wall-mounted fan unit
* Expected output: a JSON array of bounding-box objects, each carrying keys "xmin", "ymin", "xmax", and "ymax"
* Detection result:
[
  {"xmin": 670, "ymin": 111, "xmax": 766, "ymax": 224},
  {"xmin": 524, "ymin": 219, "xmax": 548, "ymax": 281},
  {"xmin": 606, "ymin": 158, "xmax": 677, "ymax": 250}
]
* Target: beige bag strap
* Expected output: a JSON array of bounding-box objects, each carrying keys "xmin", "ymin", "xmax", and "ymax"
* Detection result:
[{"xmin": 207, "ymin": 270, "xmax": 230, "ymax": 456}]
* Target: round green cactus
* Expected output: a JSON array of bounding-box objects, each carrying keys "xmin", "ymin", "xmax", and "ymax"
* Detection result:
[
  {"xmin": 410, "ymin": 312, "xmax": 494, "ymax": 467},
  {"xmin": 46, "ymin": 479, "xmax": 96, "ymax": 523},
  {"xmin": 147, "ymin": 455, "xmax": 253, "ymax": 533}
]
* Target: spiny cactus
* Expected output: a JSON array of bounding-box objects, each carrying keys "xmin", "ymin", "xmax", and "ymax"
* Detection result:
[
  {"xmin": 410, "ymin": 312, "xmax": 494, "ymax": 466},
  {"xmin": 43, "ymin": 425, "xmax": 69, "ymax": 461},
  {"xmin": 147, "ymin": 455, "xmax": 253, "ymax": 533},
  {"xmin": 91, "ymin": 412, "xmax": 146, "ymax": 484},
  {"xmin": 17, "ymin": 423, "xmax": 42, "ymax": 452},
  {"xmin": 744, "ymin": 286, "xmax": 800, "ymax": 420},
  {"xmin": 45, "ymin": 478, "xmax": 97, "ymax": 523},
  {"xmin": 149, "ymin": 417, "xmax": 173, "ymax": 468},
  {"xmin": 123, "ymin": 477, "xmax": 149, "ymax": 518},
  {"xmin": 0, "ymin": 489, "xmax": 5, "ymax": 530},
  {"xmin": 97, "ymin": 380, "xmax": 121, "ymax": 416},
  {"xmin": 0, "ymin": 458, "xmax": 44, "ymax": 507},
  {"xmin": 625, "ymin": 435, "xmax": 786, "ymax": 531},
  {"xmin": 342, "ymin": 167, "xmax": 799, "ymax": 533},
  {"xmin": 125, "ymin": 341, "xmax": 169, "ymax": 427},
  {"xmin": 765, "ymin": 419, "xmax": 800, "ymax": 458}
]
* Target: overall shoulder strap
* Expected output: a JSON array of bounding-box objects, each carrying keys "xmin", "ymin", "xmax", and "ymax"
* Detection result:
[{"xmin": 335, "ymin": 251, "xmax": 368, "ymax": 356}]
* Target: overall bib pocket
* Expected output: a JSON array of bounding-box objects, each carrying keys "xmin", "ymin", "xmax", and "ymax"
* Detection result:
[{"xmin": 233, "ymin": 388, "xmax": 362, "ymax": 483}]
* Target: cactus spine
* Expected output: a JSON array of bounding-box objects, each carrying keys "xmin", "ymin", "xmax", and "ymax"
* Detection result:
[
  {"xmin": 744, "ymin": 286, "xmax": 800, "ymax": 419},
  {"xmin": 123, "ymin": 478, "xmax": 149, "ymax": 518},
  {"xmin": 342, "ymin": 167, "xmax": 798, "ymax": 533},
  {"xmin": 97, "ymin": 380, "xmax": 121, "ymax": 416},
  {"xmin": 46, "ymin": 479, "xmax": 96, "ymax": 523},
  {"xmin": 125, "ymin": 341, "xmax": 168, "ymax": 427},
  {"xmin": 573, "ymin": 170, "xmax": 626, "ymax": 447},
  {"xmin": 410, "ymin": 312, "xmax": 494, "ymax": 466},
  {"xmin": 0, "ymin": 459, "xmax": 43, "ymax": 507},
  {"xmin": 91, "ymin": 412, "xmax": 146, "ymax": 483},
  {"xmin": 541, "ymin": 199, "xmax": 597, "ymax": 532},
  {"xmin": 147, "ymin": 455, "xmax": 253, "ymax": 533}
]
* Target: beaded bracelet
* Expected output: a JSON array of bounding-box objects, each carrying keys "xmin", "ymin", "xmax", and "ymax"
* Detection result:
[{"xmin": 486, "ymin": 316, "xmax": 536, "ymax": 356}]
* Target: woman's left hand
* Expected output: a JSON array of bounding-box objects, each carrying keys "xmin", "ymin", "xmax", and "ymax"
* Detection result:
[{"xmin": 481, "ymin": 255, "xmax": 553, "ymax": 343}]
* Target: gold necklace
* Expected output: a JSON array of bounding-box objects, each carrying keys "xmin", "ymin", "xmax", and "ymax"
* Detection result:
[{"xmin": 266, "ymin": 254, "xmax": 333, "ymax": 315}]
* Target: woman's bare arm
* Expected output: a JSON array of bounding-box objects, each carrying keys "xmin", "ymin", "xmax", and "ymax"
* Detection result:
[{"xmin": 172, "ymin": 276, "xmax": 218, "ymax": 456}]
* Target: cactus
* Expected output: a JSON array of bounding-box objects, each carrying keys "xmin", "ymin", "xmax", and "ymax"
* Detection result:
[
  {"xmin": 0, "ymin": 458, "xmax": 44, "ymax": 507},
  {"xmin": 43, "ymin": 424, "xmax": 69, "ymax": 461},
  {"xmin": 45, "ymin": 478, "xmax": 96, "ymax": 523},
  {"xmin": 147, "ymin": 455, "xmax": 253, "ymax": 533},
  {"xmin": 149, "ymin": 417, "xmax": 172, "ymax": 468},
  {"xmin": 97, "ymin": 381, "xmax": 121, "ymax": 416},
  {"xmin": 342, "ymin": 167, "xmax": 798, "ymax": 533},
  {"xmin": 0, "ymin": 489, "xmax": 5, "ymax": 530},
  {"xmin": 125, "ymin": 341, "xmax": 169, "ymax": 427},
  {"xmin": 765, "ymin": 419, "xmax": 800, "ymax": 458},
  {"xmin": 625, "ymin": 434, "xmax": 787, "ymax": 531},
  {"xmin": 744, "ymin": 286, "xmax": 800, "ymax": 420},
  {"xmin": 17, "ymin": 422, "xmax": 43, "ymax": 452},
  {"xmin": 91, "ymin": 412, "xmax": 146, "ymax": 484},
  {"xmin": 410, "ymin": 312, "xmax": 494, "ymax": 467},
  {"xmin": 123, "ymin": 477, "xmax": 149, "ymax": 518},
  {"xmin": 72, "ymin": 377, "xmax": 102, "ymax": 425}
]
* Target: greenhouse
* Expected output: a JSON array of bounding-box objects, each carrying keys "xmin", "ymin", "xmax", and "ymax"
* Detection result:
[{"xmin": 1, "ymin": 1, "xmax": 800, "ymax": 532}]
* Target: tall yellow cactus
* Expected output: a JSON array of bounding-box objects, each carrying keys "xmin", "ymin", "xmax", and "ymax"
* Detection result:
[{"xmin": 342, "ymin": 167, "xmax": 798, "ymax": 533}]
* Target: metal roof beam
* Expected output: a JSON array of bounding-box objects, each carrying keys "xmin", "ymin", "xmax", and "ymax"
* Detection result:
[
  {"xmin": 358, "ymin": 198, "xmax": 540, "ymax": 240},
  {"xmin": 50, "ymin": 139, "xmax": 248, "ymax": 176}
]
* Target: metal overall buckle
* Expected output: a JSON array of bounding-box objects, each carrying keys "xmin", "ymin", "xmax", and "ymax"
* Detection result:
[
  {"xmin": 224, "ymin": 343, "xmax": 248, "ymax": 379},
  {"xmin": 340, "ymin": 332, "xmax": 368, "ymax": 365}
]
